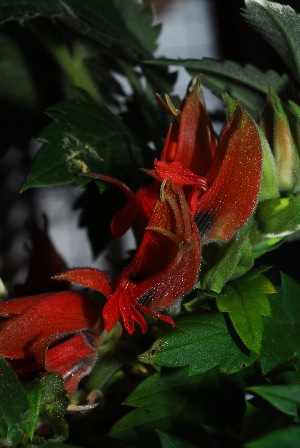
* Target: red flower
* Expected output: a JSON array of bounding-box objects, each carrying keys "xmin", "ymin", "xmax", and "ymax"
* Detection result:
[
  {"xmin": 55, "ymin": 182, "xmax": 200, "ymax": 334},
  {"xmin": 57, "ymin": 77, "xmax": 263, "ymax": 335},
  {"xmin": 0, "ymin": 291, "xmax": 104, "ymax": 394},
  {"xmin": 151, "ymin": 77, "xmax": 262, "ymax": 243}
]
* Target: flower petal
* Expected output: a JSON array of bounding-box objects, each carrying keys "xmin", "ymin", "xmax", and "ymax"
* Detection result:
[
  {"xmin": 45, "ymin": 333, "xmax": 96, "ymax": 395},
  {"xmin": 54, "ymin": 268, "xmax": 112, "ymax": 298},
  {"xmin": 160, "ymin": 77, "xmax": 217, "ymax": 177},
  {"xmin": 102, "ymin": 183, "xmax": 201, "ymax": 333},
  {"xmin": 111, "ymin": 183, "xmax": 159, "ymax": 238},
  {"xmin": 195, "ymin": 105, "xmax": 262, "ymax": 243},
  {"xmin": 0, "ymin": 291, "xmax": 102, "ymax": 359},
  {"xmin": 0, "ymin": 293, "xmax": 51, "ymax": 316}
]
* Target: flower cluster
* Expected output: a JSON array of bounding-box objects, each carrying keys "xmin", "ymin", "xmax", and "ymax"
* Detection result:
[
  {"xmin": 54, "ymin": 77, "xmax": 263, "ymax": 333},
  {"xmin": 0, "ymin": 77, "xmax": 262, "ymax": 393}
]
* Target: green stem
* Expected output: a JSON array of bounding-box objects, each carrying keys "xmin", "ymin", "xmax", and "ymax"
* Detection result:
[{"xmin": 49, "ymin": 40, "xmax": 103, "ymax": 103}]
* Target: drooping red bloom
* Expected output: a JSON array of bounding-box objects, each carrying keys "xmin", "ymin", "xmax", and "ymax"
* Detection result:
[
  {"xmin": 57, "ymin": 77, "xmax": 263, "ymax": 335},
  {"xmin": 0, "ymin": 291, "xmax": 104, "ymax": 394}
]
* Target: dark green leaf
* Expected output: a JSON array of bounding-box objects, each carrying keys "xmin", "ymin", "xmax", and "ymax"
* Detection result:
[
  {"xmin": 215, "ymin": 272, "xmax": 274, "ymax": 354},
  {"xmin": 243, "ymin": 0, "xmax": 300, "ymax": 80},
  {"xmin": 110, "ymin": 368, "xmax": 245, "ymax": 444},
  {"xmin": 111, "ymin": 0, "xmax": 161, "ymax": 54},
  {"xmin": 156, "ymin": 430, "xmax": 198, "ymax": 448},
  {"xmin": 38, "ymin": 373, "xmax": 69, "ymax": 443},
  {"xmin": 21, "ymin": 94, "xmax": 142, "ymax": 191},
  {"xmin": 0, "ymin": 0, "xmax": 63, "ymax": 24},
  {"xmin": 261, "ymin": 274, "xmax": 300, "ymax": 374},
  {"xmin": 0, "ymin": 0, "xmax": 160, "ymax": 65},
  {"xmin": 61, "ymin": 0, "xmax": 159, "ymax": 57},
  {"xmin": 248, "ymin": 384, "xmax": 300, "ymax": 418},
  {"xmin": 139, "ymin": 313, "xmax": 256, "ymax": 375},
  {"xmin": 146, "ymin": 57, "xmax": 289, "ymax": 115},
  {"xmin": 23, "ymin": 380, "xmax": 42, "ymax": 440},
  {"xmin": 0, "ymin": 358, "xmax": 30, "ymax": 445},
  {"xmin": 245, "ymin": 426, "xmax": 300, "ymax": 448}
]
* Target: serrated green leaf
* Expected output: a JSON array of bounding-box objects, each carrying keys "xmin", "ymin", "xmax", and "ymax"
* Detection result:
[
  {"xmin": 248, "ymin": 384, "xmax": 300, "ymax": 418},
  {"xmin": 261, "ymin": 274, "xmax": 300, "ymax": 374},
  {"xmin": 146, "ymin": 57, "xmax": 289, "ymax": 115},
  {"xmin": 21, "ymin": 94, "xmax": 142, "ymax": 191},
  {"xmin": 112, "ymin": 0, "xmax": 161, "ymax": 54},
  {"xmin": 0, "ymin": 0, "xmax": 63, "ymax": 24},
  {"xmin": 139, "ymin": 314, "xmax": 256, "ymax": 375},
  {"xmin": 62, "ymin": 0, "xmax": 159, "ymax": 58},
  {"xmin": 0, "ymin": 0, "xmax": 161, "ymax": 66},
  {"xmin": 245, "ymin": 426, "xmax": 300, "ymax": 448},
  {"xmin": 256, "ymin": 196, "xmax": 300, "ymax": 238},
  {"xmin": 215, "ymin": 272, "xmax": 274, "ymax": 354},
  {"xmin": 243, "ymin": 0, "xmax": 300, "ymax": 80}
]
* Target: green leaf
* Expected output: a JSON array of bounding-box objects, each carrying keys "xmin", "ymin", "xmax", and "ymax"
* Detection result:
[
  {"xmin": 0, "ymin": 358, "xmax": 30, "ymax": 445},
  {"xmin": 146, "ymin": 57, "xmax": 289, "ymax": 115},
  {"xmin": 156, "ymin": 430, "xmax": 198, "ymax": 448},
  {"xmin": 245, "ymin": 426, "xmax": 300, "ymax": 448},
  {"xmin": 256, "ymin": 196, "xmax": 300, "ymax": 239},
  {"xmin": 0, "ymin": 0, "xmax": 161, "ymax": 71},
  {"xmin": 110, "ymin": 368, "xmax": 245, "ymax": 444},
  {"xmin": 110, "ymin": 368, "xmax": 200, "ymax": 443},
  {"xmin": 0, "ymin": 0, "xmax": 63, "ymax": 24},
  {"xmin": 111, "ymin": 0, "xmax": 161, "ymax": 54},
  {"xmin": 248, "ymin": 384, "xmax": 300, "ymax": 418},
  {"xmin": 215, "ymin": 272, "xmax": 275, "ymax": 354},
  {"xmin": 38, "ymin": 373, "xmax": 69, "ymax": 443},
  {"xmin": 243, "ymin": 0, "xmax": 300, "ymax": 80},
  {"xmin": 21, "ymin": 93, "xmax": 142, "ymax": 191},
  {"xmin": 261, "ymin": 274, "xmax": 300, "ymax": 374},
  {"xmin": 23, "ymin": 381, "xmax": 42, "ymax": 440},
  {"xmin": 58, "ymin": 0, "xmax": 159, "ymax": 61},
  {"xmin": 199, "ymin": 233, "xmax": 254, "ymax": 293},
  {"xmin": 139, "ymin": 313, "xmax": 256, "ymax": 375}
]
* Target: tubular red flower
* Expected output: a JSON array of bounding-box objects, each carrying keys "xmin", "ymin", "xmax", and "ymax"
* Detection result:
[
  {"xmin": 56, "ymin": 182, "xmax": 201, "ymax": 334},
  {"xmin": 0, "ymin": 291, "xmax": 104, "ymax": 394}
]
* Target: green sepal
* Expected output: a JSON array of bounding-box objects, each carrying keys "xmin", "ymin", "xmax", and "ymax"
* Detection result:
[
  {"xmin": 256, "ymin": 195, "xmax": 300, "ymax": 239},
  {"xmin": 260, "ymin": 88, "xmax": 300, "ymax": 192},
  {"xmin": 199, "ymin": 233, "xmax": 254, "ymax": 293}
]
